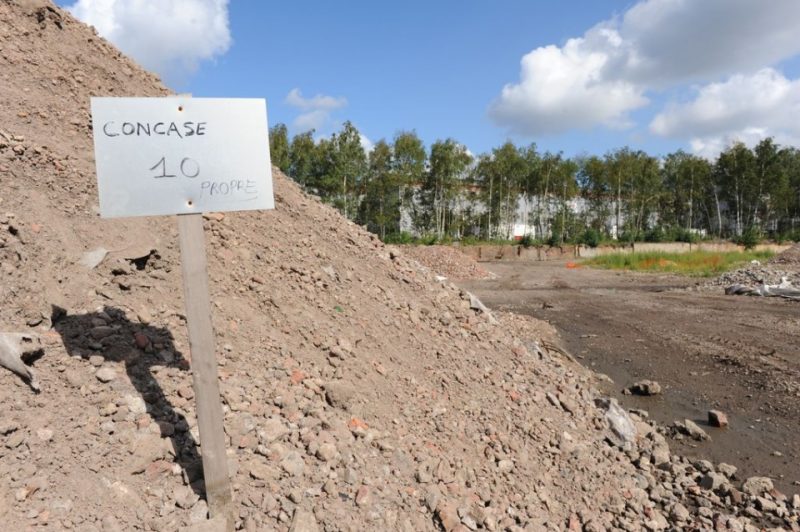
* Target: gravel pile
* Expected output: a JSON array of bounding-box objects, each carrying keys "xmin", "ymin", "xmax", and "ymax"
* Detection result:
[
  {"xmin": 0, "ymin": 2, "xmax": 798, "ymax": 531},
  {"xmin": 397, "ymin": 245, "xmax": 493, "ymax": 281},
  {"xmin": 710, "ymin": 266, "xmax": 800, "ymax": 288},
  {"xmin": 769, "ymin": 244, "xmax": 800, "ymax": 267},
  {"xmin": 707, "ymin": 245, "xmax": 800, "ymax": 290}
]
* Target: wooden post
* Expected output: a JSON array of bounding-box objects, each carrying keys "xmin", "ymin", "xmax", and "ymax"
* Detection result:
[{"xmin": 178, "ymin": 213, "xmax": 234, "ymax": 530}]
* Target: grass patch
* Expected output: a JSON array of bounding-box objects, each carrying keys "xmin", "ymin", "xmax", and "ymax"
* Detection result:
[{"xmin": 583, "ymin": 250, "xmax": 774, "ymax": 276}]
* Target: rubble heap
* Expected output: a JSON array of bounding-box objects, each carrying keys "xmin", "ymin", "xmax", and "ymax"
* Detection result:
[{"xmin": 0, "ymin": 2, "xmax": 798, "ymax": 531}]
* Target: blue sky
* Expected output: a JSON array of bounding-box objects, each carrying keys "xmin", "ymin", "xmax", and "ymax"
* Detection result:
[{"xmin": 59, "ymin": 1, "xmax": 800, "ymax": 160}]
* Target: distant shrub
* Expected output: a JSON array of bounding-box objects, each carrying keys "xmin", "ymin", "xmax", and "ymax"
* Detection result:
[
  {"xmin": 736, "ymin": 227, "xmax": 761, "ymax": 250},
  {"xmin": 644, "ymin": 227, "xmax": 667, "ymax": 243},
  {"xmin": 673, "ymin": 228, "xmax": 700, "ymax": 244},
  {"xmin": 420, "ymin": 233, "xmax": 439, "ymax": 246},
  {"xmin": 546, "ymin": 231, "xmax": 562, "ymax": 248},
  {"xmin": 581, "ymin": 228, "xmax": 602, "ymax": 248},
  {"xmin": 519, "ymin": 234, "xmax": 537, "ymax": 248},
  {"xmin": 773, "ymin": 229, "xmax": 800, "ymax": 244},
  {"xmin": 383, "ymin": 231, "xmax": 415, "ymax": 244},
  {"xmin": 618, "ymin": 230, "xmax": 640, "ymax": 244}
]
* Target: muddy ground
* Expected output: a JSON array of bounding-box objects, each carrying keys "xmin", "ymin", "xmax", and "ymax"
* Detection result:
[{"xmin": 461, "ymin": 260, "xmax": 800, "ymax": 494}]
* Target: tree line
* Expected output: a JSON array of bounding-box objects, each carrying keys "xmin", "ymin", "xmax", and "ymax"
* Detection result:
[{"xmin": 269, "ymin": 121, "xmax": 800, "ymax": 245}]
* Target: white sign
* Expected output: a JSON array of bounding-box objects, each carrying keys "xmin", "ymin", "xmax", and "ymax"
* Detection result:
[{"xmin": 90, "ymin": 97, "xmax": 274, "ymax": 218}]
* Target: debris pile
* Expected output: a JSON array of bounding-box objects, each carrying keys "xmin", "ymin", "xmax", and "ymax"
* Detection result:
[
  {"xmin": 397, "ymin": 245, "xmax": 493, "ymax": 281},
  {"xmin": 769, "ymin": 243, "xmax": 800, "ymax": 267},
  {"xmin": 0, "ymin": 1, "xmax": 798, "ymax": 531},
  {"xmin": 707, "ymin": 245, "xmax": 800, "ymax": 298}
]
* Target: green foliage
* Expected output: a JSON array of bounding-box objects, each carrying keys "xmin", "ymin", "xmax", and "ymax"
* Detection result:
[
  {"xmin": 736, "ymin": 226, "xmax": 762, "ymax": 250},
  {"xmin": 774, "ymin": 229, "xmax": 800, "ymax": 244},
  {"xmin": 279, "ymin": 122, "xmax": 800, "ymax": 249},
  {"xmin": 584, "ymin": 250, "xmax": 774, "ymax": 276},
  {"xmin": 546, "ymin": 230, "xmax": 562, "ymax": 248},
  {"xmin": 383, "ymin": 232, "xmax": 416, "ymax": 245},
  {"xmin": 416, "ymin": 139, "xmax": 472, "ymax": 238},
  {"xmin": 288, "ymin": 131, "xmax": 317, "ymax": 188},
  {"xmin": 269, "ymin": 123, "xmax": 291, "ymax": 173},
  {"xmin": 419, "ymin": 233, "xmax": 440, "ymax": 245},
  {"xmin": 581, "ymin": 228, "xmax": 602, "ymax": 248},
  {"xmin": 672, "ymin": 228, "xmax": 701, "ymax": 244},
  {"xmin": 644, "ymin": 227, "xmax": 667, "ymax": 243}
]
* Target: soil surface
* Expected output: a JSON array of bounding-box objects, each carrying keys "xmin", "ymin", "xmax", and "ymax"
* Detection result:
[
  {"xmin": 461, "ymin": 260, "xmax": 800, "ymax": 494},
  {"xmin": 3, "ymin": 2, "xmax": 800, "ymax": 529}
]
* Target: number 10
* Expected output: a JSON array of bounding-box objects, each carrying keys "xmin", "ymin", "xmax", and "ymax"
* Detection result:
[{"xmin": 150, "ymin": 157, "xmax": 200, "ymax": 179}]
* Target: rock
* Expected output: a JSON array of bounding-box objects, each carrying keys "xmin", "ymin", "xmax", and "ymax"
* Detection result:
[
  {"xmin": 316, "ymin": 443, "xmax": 337, "ymax": 462},
  {"xmin": 755, "ymin": 496, "xmax": 777, "ymax": 512},
  {"xmin": 124, "ymin": 394, "xmax": 147, "ymax": 415},
  {"xmin": 202, "ymin": 212, "xmax": 225, "ymax": 222},
  {"xmin": 437, "ymin": 502, "xmax": 461, "ymax": 532},
  {"xmin": 280, "ymin": 452, "xmax": 305, "ymax": 476},
  {"xmin": 644, "ymin": 510, "xmax": 669, "ymax": 530},
  {"xmin": 174, "ymin": 485, "xmax": 199, "ymax": 509},
  {"xmin": 36, "ymin": 428, "xmax": 53, "ymax": 441},
  {"xmin": 260, "ymin": 417, "xmax": 287, "ymax": 443},
  {"xmin": 669, "ymin": 502, "xmax": 690, "ymax": 522},
  {"xmin": 133, "ymin": 332, "xmax": 150, "ymax": 349},
  {"xmin": 718, "ymin": 463, "xmax": 737, "ymax": 478},
  {"xmin": 651, "ymin": 441, "xmax": 670, "ymax": 466},
  {"xmin": 248, "ymin": 462, "xmax": 271, "ymax": 481},
  {"xmin": 741, "ymin": 476, "xmax": 773, "ymax": 496},
  {"xmin": 497, "ymin": 459, "xmax": 514, "ymax": 473},
  {"xmin": 324, "ymin": 381, "xmax": 356, "ymax": 411},
  {"xmin": 189, "ymin": 499, "xmax": 209, "ymax": 523},
  {"xmin": 699, "ymin": 472, "xmax": 727, "ymax": 492},
  {"xmin": 288, "ymin": 508, "xmax": 319, "ymax": 532},
  {"xmin": 708, "ymin": 410, "xmax": 728, "ymax": 428},
  {"xmin": 674, "ymin": 419, "xmax": 709, "ymax": 441},
  {"xmin": 424, "ymin": 486, "xmax": 442, "ymax": 512},
  {"xmin": 693, "ymin": 459, "xmax": 713, "ymax": 473},
  {"xmin": 354, "ymin": 485, "xmax": 371, "ymax": 507},
  {"xmin": 596, "ymin": 397, "xmax": 637, "ymax": 448},
  {"xmin": 629, "ymin": 380, "xmax": 662, "ymax": 396},
  {"xmin": 792, "ymin": 493, "xmax": 800, "ymax": 510},
  {"xmin": 287, "ymin": 488, "xmax": 303, "ymax": 504},
  {"xmin": 90, "ymin": 326, "xmax": 115, "ymax": 339},
  {"xmin": 95, "ymin": 367, "xmax": 117, "ymax": 383},
  {"xmin": 80, "ymin": 247, "xmax": 108, "ymax": 269}
]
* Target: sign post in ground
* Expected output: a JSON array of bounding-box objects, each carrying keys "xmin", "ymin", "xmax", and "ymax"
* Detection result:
[{"xmin": 90, "ymin": 97, "xmax": 274, "ymax": 529}]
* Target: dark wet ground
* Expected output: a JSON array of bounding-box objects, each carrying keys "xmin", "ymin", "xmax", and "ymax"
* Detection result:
[{"xmin": 461, "ymin": 260, "xmax": 800, "ymax": 494}]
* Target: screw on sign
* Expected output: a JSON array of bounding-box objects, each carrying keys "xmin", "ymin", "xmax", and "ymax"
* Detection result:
[{"xmin": 90, "ymin": 97, "xmax": 274, "ymax": 530}]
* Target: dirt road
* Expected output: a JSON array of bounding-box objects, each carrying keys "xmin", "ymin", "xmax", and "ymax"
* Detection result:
[{"xmin": 461, "ymin": 260, "xmax": 800, "ymax": 493}]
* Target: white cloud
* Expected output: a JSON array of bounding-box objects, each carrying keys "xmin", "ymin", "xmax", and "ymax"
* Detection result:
[
  {"xmin": 651, "ymin": 69, "xmax": 800, "ymax": 137},
  {"xmin": 650, "ymin": 69, "xmax": 800, "ymax": 158},
  {"xmin": 489, "ymin": 29, "xmax": 648, "ymax": 135},
  {"xmin": 490, "ymin": 0, "xmax": 800, "ymax": 137},
  {"xmin": 285, "ymin": 88, "xmax": 347, "ymax": 112},
  {"xmin": 67, "ymin": 0, "xmax": 231, "ymax": 84},
  {"xmin": 621, "ymin": 0, "xmax": 800, "ymax": 86},
  {"xmin": 359, "ymin": 133, "xmax": 374, "ymax": 154},
  {"xmin": 285, "ymin": 88, "xmax": 348, "ymax": 133}
]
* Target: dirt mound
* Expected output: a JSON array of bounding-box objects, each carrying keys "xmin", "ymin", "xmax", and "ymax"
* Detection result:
[
  {"xmin": 1, "ymin": 2, "xmax": 798, "ymax": 531},
  {"xmin": 397, "ymin": 245, "xmax": 493, "ymax": 280},
  {"xmin": 708, "ymin": 246, "xmax": 800, "ymax": 289},
  {"xmin": 769, "ymin": 243, "xmax": 800, "ymax": 268}
]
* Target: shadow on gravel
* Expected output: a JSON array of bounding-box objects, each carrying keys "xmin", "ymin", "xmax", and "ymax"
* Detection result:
[{"xmin": 51, "ymin": 305, "xmax": 206, "ymax": 497}]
